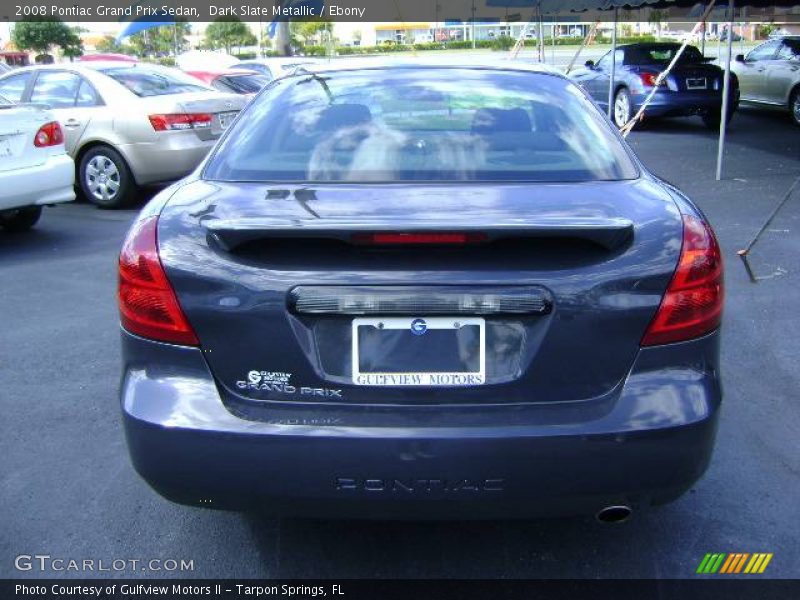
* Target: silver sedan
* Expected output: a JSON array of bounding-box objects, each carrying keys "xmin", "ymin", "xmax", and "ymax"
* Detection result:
[
  {"xmin": 731, "ymin": 36, "xmax": 800, "ymax": 126},
  {"xmin": 0, "ymin": 62, "xmax": 248, "ymax": 208}
]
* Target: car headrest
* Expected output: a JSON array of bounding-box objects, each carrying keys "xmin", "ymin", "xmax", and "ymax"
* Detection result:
[
  {"xmin": 471, "ymin": 108, "xmax": 532, "ymax": 134},
  {"xmin": 316, "ymin": 103, "xmax": 372, "ymax": 131}
]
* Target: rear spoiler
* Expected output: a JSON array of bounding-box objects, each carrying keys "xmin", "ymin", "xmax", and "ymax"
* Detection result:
[{"xmin": 204, "ymin": 218, "xmax": 634, "ymax": 252}]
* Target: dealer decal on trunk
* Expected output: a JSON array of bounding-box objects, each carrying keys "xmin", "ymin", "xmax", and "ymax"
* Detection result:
[{"xmin": 236, "ymin": 370, "xmax": 342, "ymax": 399}]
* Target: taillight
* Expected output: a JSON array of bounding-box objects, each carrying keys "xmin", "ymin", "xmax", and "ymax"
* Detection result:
[
  {"xmin": 148, "ymin": 113, "xmax": 213, "ymax": 131},
  {"xmin": 641, "ymin": 215, "xmax": 723, "ymax": 346},
  {"xmin": 33, "ymin": 121, "xmax": 64, "ymax": 147},
  {"xmin": 639, "ymin": 73, "xmax": 666, "ymax": 88},
  {"xmin": 118, "ymin": 216, "xmax": 199, "ymax": 346},
  {"xmin": 351, "ymin": 232, "xmax": 488, "ymax": 245}
]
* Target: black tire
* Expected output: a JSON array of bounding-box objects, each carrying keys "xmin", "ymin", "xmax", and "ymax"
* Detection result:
[
  {"xmin": 702, "ymin": 104, "xmax": 736, "ymax": 130},
  {"xmin": 0, "ymin": 206, "xmax": 42, "ymax": 232},
  {"xmin": 702, "ymin": 89, "xmax": 739, "ymax": 130},
  {"xmin": 790, "ymin": 87, "xmax": 800, "ymax": 128},
  {"xmin": 78, "ymin": 145, "xmax": 137, "ymax": 209},
  {"xmin": 612, "ymin": 87, "xmax": 633, "ymax": 129}
]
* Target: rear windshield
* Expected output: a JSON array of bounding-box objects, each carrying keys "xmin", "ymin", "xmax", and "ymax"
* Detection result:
[
  {"xmin": 215, "ymin": 73, "xmax": 269, "ymax": 94},
  {"xmin": 0, "ymin": 92, "xmax": 11, "ymax": 106},
  {"xmin": 627, "ymin": 45, "xmax": 705, "ymax": 64},
  {"xmin": 204, "ymin": 68, "xmax": 638, "ymax": 183},
  {"xmin": 102, "ymin": 67, "xmax": 209, "ymax": 97}
]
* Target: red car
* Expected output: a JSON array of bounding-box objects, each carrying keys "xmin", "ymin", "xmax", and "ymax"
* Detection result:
[
  {"xmin": 185, "ymin": 69, "xmax": 269, "ymax": 96},
  {"xmin": 79, "ymin": 53, "xmax": 138, "ymax": 63}
]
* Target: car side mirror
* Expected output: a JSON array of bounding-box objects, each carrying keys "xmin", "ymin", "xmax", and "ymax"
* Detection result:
[
  {"xmin": 585, "ymin": 60, "xmax": 595, "ymax": 69},
  {"xmin": 735, "ymin": 54, "xmax": 745, "ymax": 63}
]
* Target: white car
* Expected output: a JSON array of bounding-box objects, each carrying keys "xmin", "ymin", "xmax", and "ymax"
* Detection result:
[
  {"xmin": 232, "ymin": 57, "xmax": 320, "ymax": 81},
  {"xmin": 0, "ymin": 93, "xmax": 75, "ymax": 231}
]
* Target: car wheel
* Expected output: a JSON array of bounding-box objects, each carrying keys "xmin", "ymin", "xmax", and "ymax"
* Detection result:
[
  {"xmin": 790, "ymin": 87, "xmax": 800, "ymax": 127},
  {"xmin": 613, "ymin": 88, "xmax": 633, "ymax": 129},
  {"xmin": 79, "ymin": 146, "xmax": 136, "ymax": 209},
  {"xmin": 0, "ymin": 206, "xmax": 42, "ymax": 232}
]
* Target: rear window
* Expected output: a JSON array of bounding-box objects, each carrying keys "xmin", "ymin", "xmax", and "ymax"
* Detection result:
[
  {"xmin": 0, "ymin": 92, "xmax": 12, "ymax": 106},
  {"xmin": 214, "ymin": 73, "xmax": 269, "ymax": 94},
  {"xmin": 102, "ymin": 67, "xmax": 209, "ymax": 97},
  {"xmin": 204, "ymin": 68, "xmax": 638, "ymax": 183},
  {"xmin": 626, "ymin": 45, "xmax": 705, "ymax": 65}
]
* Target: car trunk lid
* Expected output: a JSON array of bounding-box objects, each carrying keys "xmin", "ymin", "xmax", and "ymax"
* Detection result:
[
  {"xmin": 158, "ymin": 178, "xmax": 683, "ymax": 406},
  {"xmin": 140, "ymin": 91, "xmax": 247, "ymax": 140},
  {"xmin": 0, "ymin": 104, "xmax": 50, "ymax": 172}
]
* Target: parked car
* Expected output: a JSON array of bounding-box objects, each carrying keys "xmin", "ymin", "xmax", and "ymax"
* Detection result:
[
  {"xmin": 730, "ymin": 36, "xmax": 800, "ymax": 126},
  {"xmin": 119, "ymin": 60, "xmax": 723, "ymax": 520},
  {"xmin": 233, "ymin": 58, "xmax": 319, "ymax": 81},
  {"xmin": 768, "ymin": 28, "xmax": 792, "ymax": 40},
  {"xmin": 79, "ymin": 53, "xmax": 137, "ymax": 63},
  {"xmin": 184, "ymin": 69, "xmax": 269, "ymax": 96},
  {"xmin": 569, "ymin": 42, "xmax": 739, "ymax": 129},
  {"xmin": 0, "ymin": 62, "xmax": 247, "ymax": 208},
  {"xmin": 0, "ymin": 93, "xmax": 75, "ymax": 231}
]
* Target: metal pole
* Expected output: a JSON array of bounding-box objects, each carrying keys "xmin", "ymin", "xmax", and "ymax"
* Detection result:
[
  {"xmin": 608, "ymin": 8, "xmax": 618, "ymax": 120},
  {"xmin": 701, "ymin": 21, "xmax": 706, "ymax": 56},
  {"xmin": 471, "ymin": 0, "xmax": 476, "ymax": 49},
  {"xmin": 716, "ymin": 0, "xmax": 735, "ymax": 181},
  {"xmin": 537, "ymin": 5, "xmax": 544, "ymax": 62}
]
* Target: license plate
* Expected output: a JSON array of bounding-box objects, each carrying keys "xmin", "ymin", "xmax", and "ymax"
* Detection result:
[
  {"xmin": 217, "ymin": 111, "xmax": 238, "ymax": 129},
  {"xmin": 686, "ymin": 78, "xmax": 707, "ymax": 90},
  {"xmin": 352, "ymin": 317, "xmax": 485, "ymax": 386},
  {"xmin": 0, "ymin": 137, "xmax": 13, "ymax": 157}
]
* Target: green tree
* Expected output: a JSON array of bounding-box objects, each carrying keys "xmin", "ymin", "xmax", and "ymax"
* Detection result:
[
  {"xmin": 290, "ymin": 19, "xmax": 333, "ymax": 46},
  {"xmin": 95, "ymin": 36, "xmax": 135, "ymax": 55},
  {"xmin": 61, "ymin": 26, "xmax": 84, "ymax": 60},
  {"xmin": 204, "ymin": 18, "xmax": 257, "ymax": 54},
  {"xmin": 127, "ymin": 22, "xmax": 190, "ymax": 57},
  {"xmin": 12, "ymin": 19, "xmax": 76, "ymax": 56}
]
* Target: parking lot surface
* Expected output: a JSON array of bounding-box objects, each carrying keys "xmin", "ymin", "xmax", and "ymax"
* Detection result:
[{"xmin": 1, "ymin": 107, "xmax": 798, "ymax": 579}]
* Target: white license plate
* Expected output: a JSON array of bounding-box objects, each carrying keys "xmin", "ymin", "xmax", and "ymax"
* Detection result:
[
  {"xmin": 217, "ymin": 111, "xmax": 238, "ymax": 129},
  {"xmin": 352, "ymin": 317, "xmax": 486, "ymax": 386},
  {"xmin": 686, "ymin": 78, "xmax": 707, "ymax": 90},
  {"xmin": 0, "ymin": 137, "xmax": 13, "ymax": 157}
]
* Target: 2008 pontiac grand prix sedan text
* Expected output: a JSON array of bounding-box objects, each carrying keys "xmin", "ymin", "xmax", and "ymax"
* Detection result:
[{"xmin": 118, "ymin": 61, "xmax": 723, "ymax": 520}]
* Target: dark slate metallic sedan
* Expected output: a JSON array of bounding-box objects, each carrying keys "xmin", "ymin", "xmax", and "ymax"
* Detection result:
[
  {"xmin": 570, "ymin": 43, "xmax": 739, "ymax": 129},
  {"xmin": 118, "ymin": 61, "xmax": 724, "ymax": 521}
]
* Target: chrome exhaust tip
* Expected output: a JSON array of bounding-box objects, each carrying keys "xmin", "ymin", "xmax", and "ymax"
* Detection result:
[{"xmin": 596, "ymin": 505, "xmax": 632, "ymax": 524}]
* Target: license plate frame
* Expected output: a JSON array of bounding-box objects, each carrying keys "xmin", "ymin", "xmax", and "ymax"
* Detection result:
[
  {"xmin": 351, "ymin": 316, "xmax": 486, "ymax": 387},
  {"xmin": 686, "ymin": 77, "xmax": 707, "ymax": 90}
]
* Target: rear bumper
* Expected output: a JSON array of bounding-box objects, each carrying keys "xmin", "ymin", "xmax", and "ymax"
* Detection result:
[
  {"xmin": 632, "ymin": 90, "xmax": 724, "ymax": 118},
  {"xmin": 116, "ymin": 132, "xmax": 215, "ymax": 186},
  {"xmin": 120, "ymin": 330, "xmax": 722, "ymax": 519},
  {"xmin": 0, "ymin": 153, "xmax": 75, "ymax": 211}
]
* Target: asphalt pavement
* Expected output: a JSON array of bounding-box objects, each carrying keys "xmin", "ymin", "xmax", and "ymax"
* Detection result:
[{"xmin": 1, "ymin": 107, "xmax": 798, "ymax": 579}]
